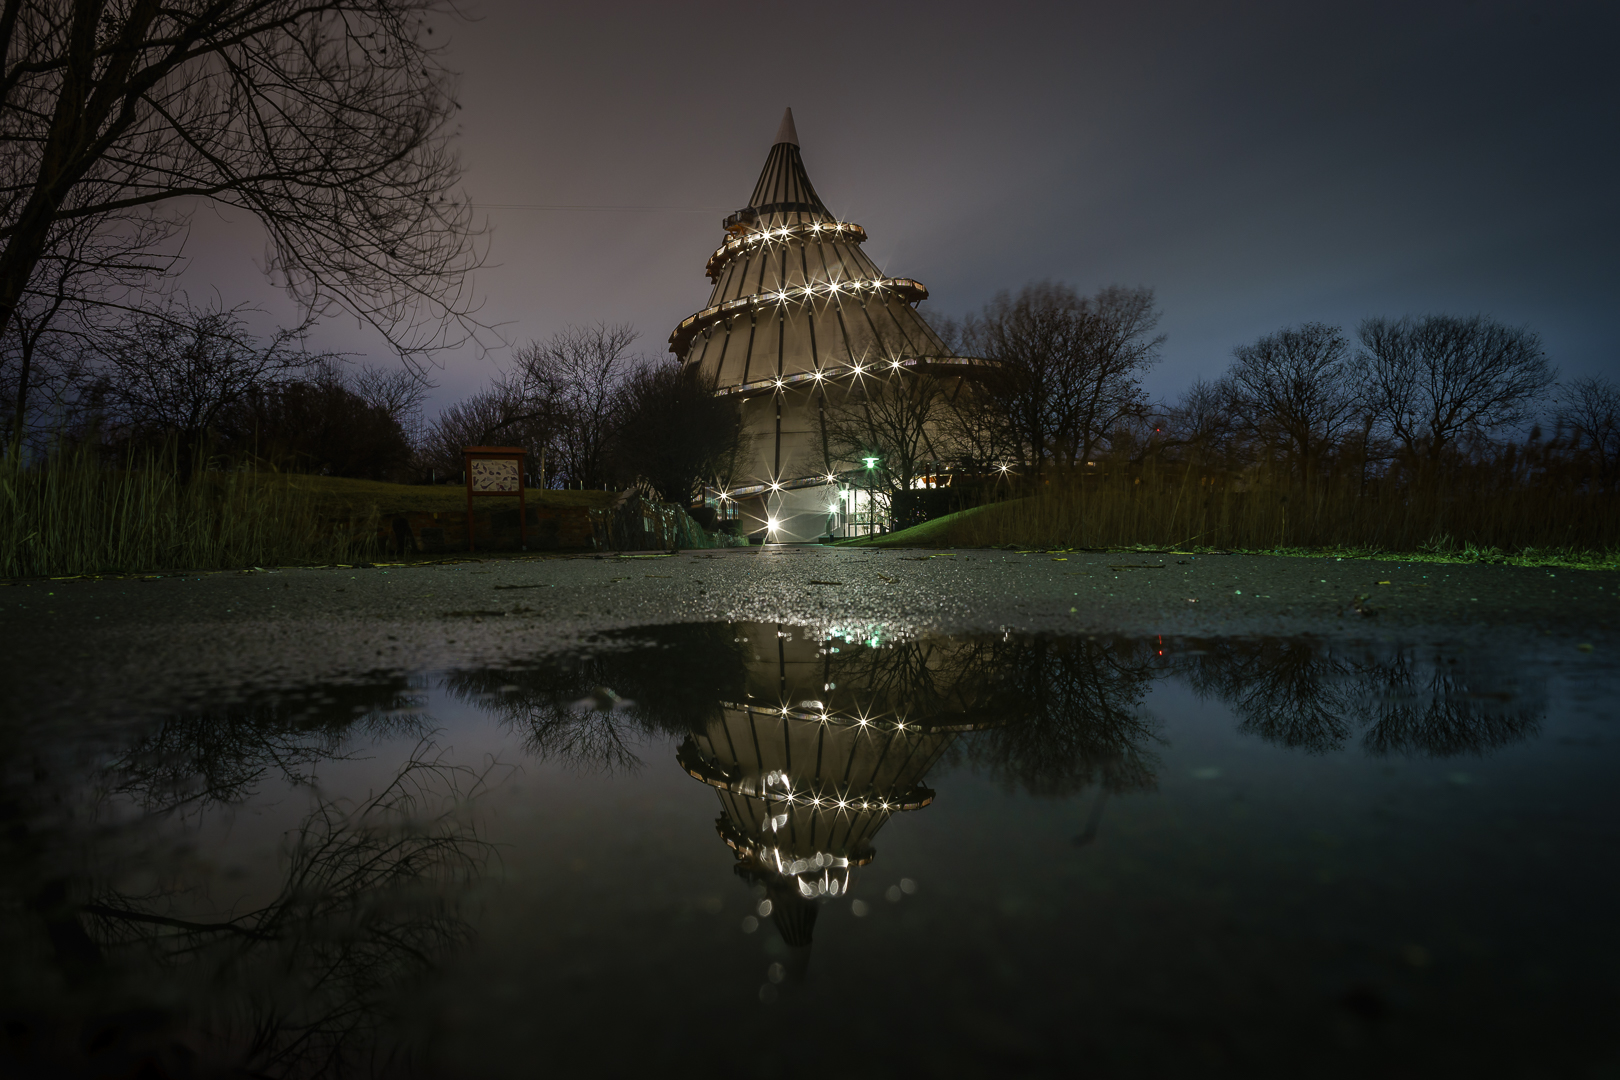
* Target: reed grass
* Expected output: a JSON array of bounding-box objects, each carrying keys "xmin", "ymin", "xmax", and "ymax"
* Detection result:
[
  {"xmin": 879, "ymin": 460, "xmax": 1620, "ymax": 564},
  {"xmin": 0, "ymin": 443, "xmax": 374, "ymax": 578}
]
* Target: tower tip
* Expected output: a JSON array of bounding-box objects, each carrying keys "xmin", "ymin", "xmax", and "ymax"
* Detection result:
[{"xmin": 774, "ymin": 107, "xmax": 799, "ymax": 147}]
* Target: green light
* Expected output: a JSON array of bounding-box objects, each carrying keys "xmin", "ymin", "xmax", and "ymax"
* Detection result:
[{"xmin": 863, "ymin": 457, "xmax": 879, "ymax": 469}]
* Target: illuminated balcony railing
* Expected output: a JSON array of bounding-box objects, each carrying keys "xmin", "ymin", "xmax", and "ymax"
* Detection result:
[
  {"xmin": 668, "ymin": 277, "xmax": 931, "ymax": 356},
  {"xmin": 704, "ymin": 220, "xmax": 868, "ymax": 280}
]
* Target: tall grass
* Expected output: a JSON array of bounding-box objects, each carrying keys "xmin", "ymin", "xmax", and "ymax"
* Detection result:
[
  {"xmin": 0, "ymin": 443, "xmax": 373, "ymax": 577},
  {"xmin": 940, "ymin": 459, "xmax": 1620, "ymax": 557}
]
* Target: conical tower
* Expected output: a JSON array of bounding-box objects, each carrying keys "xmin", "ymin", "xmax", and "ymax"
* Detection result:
[{"xmin": 669, "ymin": 109, "xmax": 967, "ymax": 542}]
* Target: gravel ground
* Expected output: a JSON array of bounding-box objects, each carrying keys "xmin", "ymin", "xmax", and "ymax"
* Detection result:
[{"xmin": 3, "ymin": 545, "xmax": 1616, "ymax": 716}]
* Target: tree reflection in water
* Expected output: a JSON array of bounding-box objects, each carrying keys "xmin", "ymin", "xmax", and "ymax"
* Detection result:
[
  {"xmin": 461, "ymin": 624, "xmax": 1544, "ymax": 975},
  {"xmin": 105, "ymin": 680, "xmax": 435, "ymax": 817},
  {"xmin": 443, "ymin": 623, "xmax": 750, "ymax": 774},
  {"xmin": 1, "ymin": 683, "xmax": 493, "ymax": 1079},
  {"xmin": 962, "ymin": 635, "xmax": 1163, "ymax": 797},
  {"xmin": 1175, "ymin": 638, "xmax": 1542, "ymax": 756},
  {"xmin": 2, "ymin": 626, "xmax": 1547, "ymax": 1073}
]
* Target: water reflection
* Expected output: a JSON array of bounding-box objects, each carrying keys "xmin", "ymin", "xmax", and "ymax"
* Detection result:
[
  {"xmin": 1178, "ymin": 638, "xmax": 1542, "ymax": 756},
  {"xmin": 107, "ymin": 680, "xmax": 433, "ymax": 815},
  {"xmin": 2, "ymin": 685, "xmax": 488, "ymax": 1078},
  {"xmin": 443, "ymin": 623, "xmax": 750, "ymax": 773},
  {"xmin": 1, "ymin": 626, "xmax": 1553, "ymax": 1075},
  {"xmin": 677, "ymin": 626, "xmax": 1003, "ymax": 966},
  {"xmin": 452, "ymin": 626, "xmax": 1542, "ymax": 968}
]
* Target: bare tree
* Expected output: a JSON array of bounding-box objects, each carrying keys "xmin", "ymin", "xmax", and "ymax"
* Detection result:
[
  {"xmin": 963, "ymin": 282, "xmax": 1162, "ymax": 478},
  {"xmin": 1159, "ymin": 376, "xmax": 1235, "ymax": 459},
  {"xmin": 351, "ymin": 361, "xmax": 431, "ymax": 444},
  {"xmin": 1355, "ymin": 314, "xmax": 1554, "ymax": 464},
  {"xmin": 1557, "ymin": 375, "xmax": 1620, "ymax": 488},
  {"xmin": 421, "ymin": 373, "xmax": 538, "ymax": 481},
  {"xmin": 1, "ymin": 211, "xmax": 178, "ymax": 447},
  {"xmin": 928, "ymin": 313, "xmax": 1018, "ymax": 475},
  {"xmin": 824, "ymin": 367, "xmax": 955, "ymax": 528},
  {"xmin": 610, "ymin": 361, "xmax": 746, "ymax": 505},
  {"xmin": 0, "ymin": 0, "xmax": 483, "ymax": 430},
  {"xmin": 1226, "ymin": 322, "xmax": 1359, "ymax": 481},
  {"xmin": 511, "ymin": 323, "xmax": 639, "ymax": 489},
  {"xmin": 92, "ymin": 300, "xmax": 331, "ymax": 475}
]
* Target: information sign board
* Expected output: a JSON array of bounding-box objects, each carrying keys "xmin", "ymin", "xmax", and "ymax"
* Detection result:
[{"xmin": 461, "ymin": 446, "xmax": 528, "ymax": 552}]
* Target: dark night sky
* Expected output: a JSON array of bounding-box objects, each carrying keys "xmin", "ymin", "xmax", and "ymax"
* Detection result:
[{"xmin": 175, "ymin": 1, "xmax": 1620, "ymax": 413}]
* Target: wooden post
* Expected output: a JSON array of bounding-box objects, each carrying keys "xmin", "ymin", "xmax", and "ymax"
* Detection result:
[
  {"xmin": 465, "ymin": 457, "xmax": 475, "ymax": 552},
  {"xmin": 518, "ymin": 455, "xmax": 527, "ymax": 551}
]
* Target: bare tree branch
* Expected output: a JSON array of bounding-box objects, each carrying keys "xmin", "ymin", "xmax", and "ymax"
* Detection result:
[
  {"xmin": 1355, "ymin": 314, "xmax": 1555, "ymax": 464},
  {"xmin": 0, "ymin": 0, "xmax": 487, "ymax": 436}
]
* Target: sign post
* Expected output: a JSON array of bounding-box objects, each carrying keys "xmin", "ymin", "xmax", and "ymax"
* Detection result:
[{"xmin": 461, "ymin": 446, "xmax": 528, "ymax": 553}]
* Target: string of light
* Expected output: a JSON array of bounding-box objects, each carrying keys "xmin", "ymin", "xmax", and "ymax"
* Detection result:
[
  {"xmin": 668, "ymin": 276, "xmax": 929, "ymax": 354},
  {"xmin": 705, "ymin": 220, "xmax": 868, "ymax": 279}
]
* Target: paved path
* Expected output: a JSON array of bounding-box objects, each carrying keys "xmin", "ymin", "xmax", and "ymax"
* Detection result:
[{"xmin": 4, "ymin": 546, "xmax": 1616, "ymax": 715}]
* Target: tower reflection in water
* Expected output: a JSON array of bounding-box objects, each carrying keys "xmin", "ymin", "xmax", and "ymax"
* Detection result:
[
  {"xmin": 674, "ymin": 624, "xmax": 1000, "ymax": 969},
  {"xmin": 457, "ymin": 622, "xmax": 1543, "ymax": 976},
  {"xmin": 1, "ymin": 624, "xmax": 1552, "ymax": 1074}
]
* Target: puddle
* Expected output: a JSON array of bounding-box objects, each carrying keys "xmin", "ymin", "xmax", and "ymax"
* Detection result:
[{"xmin": 2, "ymin": 624, "xmax": 1615, "ymax": 1077}]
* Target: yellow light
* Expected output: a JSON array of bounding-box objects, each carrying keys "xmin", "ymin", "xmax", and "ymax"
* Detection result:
[{"xmin": 767, "ymin": 516, "xmax": 780, "ymax": 531}]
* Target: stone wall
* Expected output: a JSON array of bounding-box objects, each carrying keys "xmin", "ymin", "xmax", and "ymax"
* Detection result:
[
  {"xmin": 343, "ymin": 496, "xmax": 718, "ymax": 557},
  {"xmin": 587, "ymin": 493, "xmax": 712, "ymax": 552},
  {"xmin": 374, "ymin": 503, "xmax": 596, "ymax": 556}
]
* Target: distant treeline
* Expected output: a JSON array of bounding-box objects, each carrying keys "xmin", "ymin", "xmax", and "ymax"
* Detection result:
[
  {"xmin": 6, "ymin": 280, "xmax": 1615, "ymax": 555},
  {"xmin": 3, "ymin": 301, "xmax": 425, "ymax": 481}
]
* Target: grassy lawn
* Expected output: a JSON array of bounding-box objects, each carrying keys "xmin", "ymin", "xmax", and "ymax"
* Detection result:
[
  {"xmin": 840, "ymin": 500, "xmax": 1620, "ymax": 570},
  {"xmin": 276, "ymin": 475, "xmax": 620, "ymax": 517}
]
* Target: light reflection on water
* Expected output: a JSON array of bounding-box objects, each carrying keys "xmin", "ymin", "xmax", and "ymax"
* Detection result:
[{"xmin": 1, "ymin": 625, "xmax": 1613, "ymax": 1078}]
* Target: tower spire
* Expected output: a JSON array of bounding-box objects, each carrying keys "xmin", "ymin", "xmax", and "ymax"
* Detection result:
[{"xmin": 773, "ymin": 107, "xmax": 799, "ymax": 147}]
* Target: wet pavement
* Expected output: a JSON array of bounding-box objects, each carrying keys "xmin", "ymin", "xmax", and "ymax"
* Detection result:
[
  {"xmin": 1, "ymin": 549, "xmax": 1617, "ymax": 1077},
  {"xmin": 2, "ymin": 547, "xmax": 1615, "ymax": 714}
]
